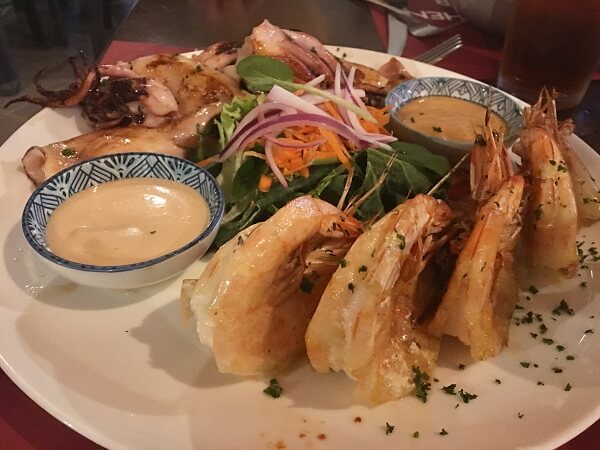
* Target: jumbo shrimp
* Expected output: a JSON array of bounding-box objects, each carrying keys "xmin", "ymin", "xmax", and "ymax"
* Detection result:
[
  {"xmin": 515, "ymin": 90, "xmax": 579, "ymax": 275},
  {"xmin": 180, "ymin": 195, "xmax": 360, "ymax": 376},
  {"xmin": 429, "ymin": 176, "xmax": 524, "ymax": 360},
  {"xmin": 305, "ymin": 194, "xmax": 451, "ymax": 403}
]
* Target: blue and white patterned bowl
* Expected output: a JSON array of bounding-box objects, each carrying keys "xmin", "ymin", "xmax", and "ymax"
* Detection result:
[
  {"xmin": 22, "ymin": 152, "xmax": 224, "ymax": 289},
  {"xmin": 386, "ymin": 77, "xmax": 523, "ymax": 161}
]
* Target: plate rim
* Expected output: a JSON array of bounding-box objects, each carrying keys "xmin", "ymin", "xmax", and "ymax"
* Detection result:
[{"xmin": 0, "ymin": 45, "xmax": 598, "ymax": 450}]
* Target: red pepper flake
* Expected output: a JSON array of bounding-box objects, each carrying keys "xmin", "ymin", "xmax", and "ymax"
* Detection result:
[
  {"xmin": 275, "ymin": 440, "xmax": 287, "ymax": 449},
  {"xmin": 354, "ymin": 416, "xmax": 362, "ymax": 423},
  {"xmin": 299, "ymin": 433, "xmax": 306, "ymax": 439},
  {"xmin": 317, "ymin": 433, "xmax": 327, "ymax": 440}
]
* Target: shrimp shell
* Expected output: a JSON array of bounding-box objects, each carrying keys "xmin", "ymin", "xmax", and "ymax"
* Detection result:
[
  {"xmin": 515, "ymin": 128, "xmax": 578, "ymax": 275},
  {"xmin": 429, "ymin": 176, "xmax": 524, "ymax": 360},
  {"xmin": 181, "ymin": 196, "xmax": 359, "ymax": 376},
  {"xmin": 470, "ymin": 125, "xmax": 514, "ymax": 206},
  {"xmin": 305, "ymin": 194, "xmax": 451, "ymax": 403}
]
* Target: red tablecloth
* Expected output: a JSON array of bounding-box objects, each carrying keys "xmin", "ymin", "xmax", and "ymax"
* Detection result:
[{"xmin": 1, "ymin": 2, "xmax": 598, "ymax": 448}]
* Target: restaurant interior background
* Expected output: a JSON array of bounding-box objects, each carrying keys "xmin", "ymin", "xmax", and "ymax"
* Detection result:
[{"xmin": 0, "ymin": 0, "xmax": 138, "ymax": 144}]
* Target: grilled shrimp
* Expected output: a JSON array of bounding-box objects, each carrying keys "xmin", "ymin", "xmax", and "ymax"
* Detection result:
[
  {"xmin": 180, "ymin": 196, "xmax": 360, "ymax": 376},
  {"xmin": 523, "ymin": 89, "xmax": 600, "ymax": 222},
  {"xmin": 429, "ymin": 176, "xmax": 524, "ymax": 360},
  {"xmin": 470, "ymin": 125, "xmax": 514, "ymax": 206},
  {"xmin": 515, "ymin": 94, "xmax": 579, "ymax": 275},
  {"xmin": 305, "ymin": 195, "xmax": 451, "ymax": 403}
]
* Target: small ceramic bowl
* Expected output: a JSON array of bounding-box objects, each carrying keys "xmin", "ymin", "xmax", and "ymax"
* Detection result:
[
  {"xmin": 22, "ymin": 152, "xmax": 224, "ymax": 289},
  {"xmin": 385, "ymin": 77, "xmax": 523, "ymax": 162}
]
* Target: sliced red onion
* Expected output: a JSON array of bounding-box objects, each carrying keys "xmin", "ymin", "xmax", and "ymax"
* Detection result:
[
  {"xmin": 333, "ymin": 64, "xmax": 351, "ymax": 125},
  {"xmin": 300, "ymin": 93, "xmax": 327, "ymax": 104},
  {"xmin": 226, "ymin": 103, "xmax": 295, "ymax": 152},
  {"xmin": 264, "ymin": 135, "xmax": 326, "ymax": 148},
  {"xmin": 305, "ymin": 74, "xmax": 326, "ymax": 87},
  {"xmin": 219, "ymin": 112, "xmax": 373, "ymax": 160},
  {"xmin": 264, "ymin": 138, "xmax": 288, "ymax": 188},
  {"xmin": 267, "ymin": 85, "xmax": 329, "ymax": 117},
  {"xmin": 235, "ymin": 102, "xmax": 294, "ymax": 135}
]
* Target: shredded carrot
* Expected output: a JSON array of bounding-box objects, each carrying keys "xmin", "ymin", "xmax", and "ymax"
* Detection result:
[
  {"xmin": 322, "ymin": 101, "xmax": 344, "ymax": 122},
  {"xmin": 197, "ymin": 155, "xmax": 218, "ymax": 167},
  {"xmin": 231, "ymin": 103, "xmax": 391, "ymax": 181},
  {"xmin": 258, "ymin": 174, "xmax": 273, "ymax": 192},
  {"xmin": 319, "ymin": 127, "xmax": 352, "ymax": 168}
]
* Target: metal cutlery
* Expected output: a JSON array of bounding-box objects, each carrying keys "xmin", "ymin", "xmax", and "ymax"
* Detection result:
[
  {"xmin": 413, "ymin": 34, "xmax": 463, "ymax": 65},
  {"xmin": 363, "ymin": 0, "xmax": 447, "ymax": 37},
  {"xmin": 386, "ymin": 13, "xmax": 408, "ymax": 55}
]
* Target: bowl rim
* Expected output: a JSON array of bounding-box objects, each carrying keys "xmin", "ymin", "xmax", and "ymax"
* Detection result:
[
  {"xmin": 21, "ymin": 152, "xmax": 225, "ymax": 273},
  {"xmin": 384, "ymin": 76, "xmax": 523, "ymax": 146}
]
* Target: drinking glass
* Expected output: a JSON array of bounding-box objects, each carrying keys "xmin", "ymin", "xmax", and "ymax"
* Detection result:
[{"xmin": 497, "ymin": 0, "xmax": 600, "ymax": 109}]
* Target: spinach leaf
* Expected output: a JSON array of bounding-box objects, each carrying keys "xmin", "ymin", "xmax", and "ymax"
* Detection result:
[
  {"xmin": 236, "ymin": 55, "xmax": 294, "ymax": 93},
  {"xmin": 235, "ymin": 55, "xmax": 376, "ymax": 122},
  {"xmin": 356, "ymin": 160, "xmax": 385, "ymax": 220},
  {"xmin": 214, "ymin": 163, "xmax": 338, "ymax": 247},
  {"xmin": 389, "ymin": 141, "xmax": 449, "ymax": 177},
  {"xmin": 231, "ymin": 156, "xmax": 264, "ymax": 202}
]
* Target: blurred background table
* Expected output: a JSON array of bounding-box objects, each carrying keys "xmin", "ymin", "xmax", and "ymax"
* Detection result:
[{"xmin": 0, "ymin": 0, "xmax": 598, "ymax": 449}]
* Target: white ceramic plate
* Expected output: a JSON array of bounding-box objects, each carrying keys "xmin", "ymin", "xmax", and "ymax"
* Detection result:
[{"xmin": 0, "ymin": 47, "xmax": 598, "ymax": 450}]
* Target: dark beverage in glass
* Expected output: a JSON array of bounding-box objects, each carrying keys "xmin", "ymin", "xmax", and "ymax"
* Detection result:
[{"xmin": 497, "ymin": 0, "xmax": 600, "ymax": 109}]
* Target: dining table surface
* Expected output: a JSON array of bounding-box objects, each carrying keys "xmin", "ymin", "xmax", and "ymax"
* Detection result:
[{"xmin": 0, "ymin": 0, "xmax": 598, "ymax": 449}]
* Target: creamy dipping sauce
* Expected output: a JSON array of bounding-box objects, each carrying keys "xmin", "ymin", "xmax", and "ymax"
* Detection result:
[
  {"xmin": 46, "ymin": 178, "xmax": 210, "ymax": 266},
  {"xmin": 395, "ymin": 96, "xmax": 507, "ymax": 142}
]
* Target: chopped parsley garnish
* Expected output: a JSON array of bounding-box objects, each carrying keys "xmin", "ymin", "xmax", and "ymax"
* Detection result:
[
  {"xmin": 542, "ymin": 338, "xmax": 554, "ymax": 345},
  {"xmin": 439, "ymin": 428, "xmax": 448, "ymax": 435},
  {"xmin": 557, "ymin": 163, "xmax": 568, "ymax": 172},
  {"xmin": 552, "ymin": 299, "xmax": 574, "ymax": 316},
  {"xmin": 263, "ymin": 378, "xmax": 283, "ymax": 398},
  {"xmin": 385, "ymin": 422, "xmax": 395, "ymax": 435},
  {"xmin": 552, "ymin": 367, "xmax": 563, "ymax": 373},
  {"xmin": 584, "ymin": 329, "xmax": 593, "ymax": 334},
  {"xmin": 412, "ymin": 366, "xmax": 431, "ymax": 403},
  {"xmin": 555, "ymin": 345, "xmax": 565, "ymax": 352},
  {"xmin": 530, "ymin": 333, "xmax": 538, "ymax": 338},
  {"xmin": 412, "ymin": 431, "xmax": 419, "ymax": 438},
  {"xmin": 149, "ymin": 230, "xmax": 157, "ymax": 234},
  {"xmin": 358, "ymin": 265, "xmax": 368, "ymax": 273},
  {"xmin": 539, "ymin": 324, "xmax": 548, "ymax": 334},
  {"xmin": 528, "ymin": 285, "xmax": 539, "ymax": 295},
  {"xmin": 396, "ymin": 232, "xmax": 406, "ymax": 250},
  {"xmin": 533, "ymin": 205, "xmax": 543, "ymax": 221},
  {"xmin": 442, "ymin": 384, "xmax": 456, "ymax": 395},
  {"xmin": 60, "ymin": 147, "xmax": 77, "ymax": 157},
  {"xmin": 339, "ymin": 258, "xmax": 347, "ymax": 267},
  {"xmin": 410, "ymin": 117, "xmax": 416, "ymax": 123},
  {"xmin": 517, "ymin": 412, "xmax": 525, "ymax": 419},
  {"xmin": 566, "ymin": 355, "xmax": 575, "ymax": 361},
  {"xmin": 514, "ymin": 304, "xmax": 524, "ymax": 310},
  {"xmin": 432, "ymin": 126, "xmax": 443, "ymax": 132},
  {"xmin": 549, "ymin": 159, "xmax": 557, "ymax": 166},
  {"xmin": 564, "ymin": 383, "xmax": 572, "ymax": 391},
  {"xmin": 300, "ymin": 277, "xmax": 314, "ymax": 293},
  {"xmin": 495, "ymin": 379, "xmax": 502, "ymax": 384},
  {"xmin": 347, "ymin": 282, "xmax": 355, "ymax": 292},
  {"xmin": 520, "ymin": 362, "xmax": 531, "ymax": 368},
  {"xmin": 458, "ymin": 364, "xmax": 466, "ymax": 370},
  {"xmin": 537, "ymin": 381, "xmax": 545, "ymax": 386},
  {"xmin": 458, "ymin": 389, "xmax": 477, "ymax": 403},
  {"xmin": 580, "ymin": 281, "xmax": 588, "ymax": 288}
]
